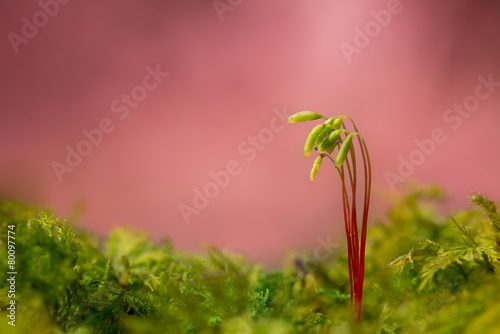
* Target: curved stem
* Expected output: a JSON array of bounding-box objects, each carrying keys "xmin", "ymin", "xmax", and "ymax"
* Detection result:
[
  {"xmin": 317, "ymin": 117, "xmax": 372, "ymax": 323},
  {"xmin": 341, "ymin": 117, "xmax": 371, "ymax": 321},
  {"xmin": 356, "ymin": 135, "xmax": 371, "ymax": 322},
  {"xmin": 326, "ymin": 152, "xmax": 357, "ymax": 317},
  {"xmin": 336, "ymin": 164, "xmax": 354, "ymax": 311}
]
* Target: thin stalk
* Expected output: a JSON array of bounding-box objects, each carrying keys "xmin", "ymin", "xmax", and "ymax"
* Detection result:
[
  {"xmin": 347, "ymin": 144, "xmax": 359, "ymax": 309},
  {"xmin": 344, "ymin": 152, "xmax": 359, "ymax": 291},
  {"xmin": 338, "ymin": 164, "xmax": 355, "ymax": 311},
  {"xmin": 328, "ymin": 153, "xmax": 357, "ymax": 318},
  {"xmin": 342, "ymin": 118, "xmax": 371, "ymax": 322},
  {"xmin": 356, "ymin": 137, "xmax": 371, "ymax": 322},
  {"xmin": 346, "ymin": 157, "xmax": 360, "ymax": 318}
]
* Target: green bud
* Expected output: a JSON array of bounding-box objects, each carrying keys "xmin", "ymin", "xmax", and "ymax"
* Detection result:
[
  {"xmin": 310, "ymin": 155, "xmax": 324, "ymax": 182},
  {"xmin": 323, "ymin": 117, "xmax": 337, "ymax": 126},
  {"xmin": 332, "ymin": 117, "xmax": 344, "ymax": 130},
  {"xmin": 315, "ymin": 126, "xmax": 334, "ymax": 146},
  {"xmin": 334, "ymin": 133, "xmax": 357, "ymax": 167},
  {"xmin": 287, "ymin": 111, "xmax": 325, "ymax": 123},
  {"xmin": 304, "ymin": 124, "xmax": 325, "ymax": 157},
  {"xmin": 317, "ymin": 129, "xmax": 346, "ymax": 153},
  {"xmin": 324, "ymin": 116, "xmax": 345, "ymax": 130}
]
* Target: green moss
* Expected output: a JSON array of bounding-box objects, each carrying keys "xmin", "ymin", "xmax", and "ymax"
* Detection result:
[{"xmin": 0, "ymin": 186, "xmax": 499, "ymax": 333}]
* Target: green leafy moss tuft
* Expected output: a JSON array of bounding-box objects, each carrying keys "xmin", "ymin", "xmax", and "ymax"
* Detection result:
[{"xmin": 0, "ymin": 187, "xmax": 499, "ymax": 333}]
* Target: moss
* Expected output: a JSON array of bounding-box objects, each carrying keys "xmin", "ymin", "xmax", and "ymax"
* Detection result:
[{"xmin": 0, "ymin": 186, "xmax": 499, "ymax": 333}]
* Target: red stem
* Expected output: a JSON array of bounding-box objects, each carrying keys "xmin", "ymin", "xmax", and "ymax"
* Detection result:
[
  {"xmin": 338, "ymin": 166, "xmax": 354, "ymax": 311},
  {"xmin": 355, "ymin": 137, "xmax": 372, "ymax": 322},
  {"xmin": 348, "ymin": 144, "xmax": 360, "ymax": 315},
  {"xmin": 330, "ymin": 119, "xmax": 371, "ymax": 323},
  {"xmin": 341, "ymin": 120, "xmax": 371, "ymax": 322}
]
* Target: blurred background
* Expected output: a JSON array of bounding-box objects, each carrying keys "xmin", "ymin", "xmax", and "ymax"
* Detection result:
[{"xmin": 1, "ymin": 0, "xmax": 499, "ymax": 266}]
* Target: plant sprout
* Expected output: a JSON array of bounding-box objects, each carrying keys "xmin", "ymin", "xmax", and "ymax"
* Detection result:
[{"xmin": 287, "ymin": 111, "xmax": 372, "ymax": 322}]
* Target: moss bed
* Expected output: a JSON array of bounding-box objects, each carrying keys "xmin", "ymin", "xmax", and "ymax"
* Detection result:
[{"xmin": 1, "ymin": 185, "xmax": 499, "ymax": 333}]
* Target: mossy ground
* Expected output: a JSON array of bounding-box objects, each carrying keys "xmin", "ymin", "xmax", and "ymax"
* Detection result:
[{"xmin": 1, "ymin": 186, "xmax": 499, "ymax": 333}]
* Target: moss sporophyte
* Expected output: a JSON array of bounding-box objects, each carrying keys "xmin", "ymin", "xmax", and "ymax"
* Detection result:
[{"xmin": 287, "ymin": 111, "xmax": 372, "ymax": 322}]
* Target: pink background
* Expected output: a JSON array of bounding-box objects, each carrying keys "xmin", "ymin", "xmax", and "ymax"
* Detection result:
[{"xmin": 1, "ymin": 0, "xmax": 500, "ymax": 266}]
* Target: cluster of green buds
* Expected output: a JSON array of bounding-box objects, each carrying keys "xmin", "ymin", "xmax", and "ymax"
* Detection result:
[
  {"xmin": 287, "ymin": 110, "xmax": 372, "ymax": 323},
  {"xmin": 287, "ymin": 111, "xmax": 359, "ymax": 181}
]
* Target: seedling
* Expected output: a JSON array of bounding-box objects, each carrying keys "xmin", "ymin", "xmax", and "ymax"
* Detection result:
[{"xmin": 287, "ymin": 111, "xmax": 372, "ymax": 322}]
